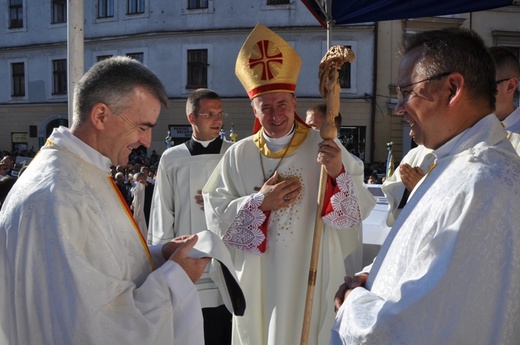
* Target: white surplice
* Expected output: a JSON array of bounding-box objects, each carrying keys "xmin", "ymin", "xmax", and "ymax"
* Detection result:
[
  {"xmin": 381, "ymin": 145, "xmax": 434, "ymax": 226},
  {"xmin": 203, "ymin": 121, "xmax": 376, "ymax": 345},
  {"xmin": 132, "ymin": 181, "xmax": 148, "ymax": 238},
  {"xmin": 148, "ymin": 138, "xmax": 232, "ymax": 308},
  {"xmin": 0, "ymin": 127, "xmax": 204, "ymax": 345},
  {"xmin": 331, "ymin": 115, "xmax": 520, "ymax": 345}
]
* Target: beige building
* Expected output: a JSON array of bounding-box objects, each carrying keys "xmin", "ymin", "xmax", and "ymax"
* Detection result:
[{"xmin": 375, "ymin": 6, "xmax": 520, "ymax": 163}]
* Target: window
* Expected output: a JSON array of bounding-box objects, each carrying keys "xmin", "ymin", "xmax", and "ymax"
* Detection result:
[
  {"xmin": 126, "ymin": 52, "xmax": 144, "ymax": 63},
  {"xmin": 11, "ymin": 62, "xmax": 25, "ymax": 97},
  {"xmin": 267, "ymin": 0, "xmax": 290, "ymax": 4},
  {"xmin": 52, "ymin": 59, "xmax": 67, "ymax": 95},
  {"xmin": 339, "ymin": 63, "xmax": 352, "ymax": 89},
  {"xmin": 188, "ymin": 0, "xmax": 208, "ymax": 10},
  {"xmin": 51, "ymin": 0, "xmax": 66, "ymax": 24},
  {"xmin": 98, "ymin": 0, "xmax": 114, "ymax": 18},
  {"xmin": 9, "ymin": 0, "xmax": 23, "ymax": 29},
  {"xmin": 187, "ymin": 49, "xmax": 208, "ymax": 89},
  {"xmin": 339, "ymin": 45, "xmax": 352, "ymax": 89},
  {"xmin": 97, "ymin": 55, "xmax": 113, "ymax": 62},
  {"xmin": 128, "ymin": 0, "xmax": 145, "ymax": 14}
]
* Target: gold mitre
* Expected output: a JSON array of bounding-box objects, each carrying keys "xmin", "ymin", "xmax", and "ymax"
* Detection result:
[{"xmin": 235, "ymin": 23, "xmax": 302, "ymax": 99}]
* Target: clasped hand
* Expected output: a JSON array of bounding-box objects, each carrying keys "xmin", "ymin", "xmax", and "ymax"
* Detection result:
[
  {"xmin": 161, "ymin": 235, "xmax": 211, "ymax": 283},
  {"xmin": 399, "ymin": 163, "xmax": 425, "ymax": 192},
  {"xmin": 334, "ymin": 273, "xmax": 369, "ymax": 312}
]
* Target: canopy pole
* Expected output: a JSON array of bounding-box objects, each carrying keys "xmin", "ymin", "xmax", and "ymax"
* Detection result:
[
  {"xmin": 67, "ymin": 0, "xmax": 84, "ymax": 124},
  {"xmin": 326, "ymin": 0, "xmax": 333, "ymax": 47}
]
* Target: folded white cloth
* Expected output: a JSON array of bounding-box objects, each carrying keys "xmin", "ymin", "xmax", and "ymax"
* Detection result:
[{"xmin": 189, "ymin": 230, "xmax": 246, "ymax": 316}]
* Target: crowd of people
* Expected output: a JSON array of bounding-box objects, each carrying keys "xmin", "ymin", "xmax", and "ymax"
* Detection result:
[{"xmin": 1, "ymin": 24, "xmax": 520, "ymax": 345}]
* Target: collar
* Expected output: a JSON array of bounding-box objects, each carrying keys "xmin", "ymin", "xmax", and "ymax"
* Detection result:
[
  {"xmin": 185, "ymin": 137, "xmax": 223, "ymax": 156},
  {"xmin": 433, "ymin": 114, "xmax": 507, "ymax": 160},
  {"xmin": 253, "ymin": 120, "xmax": 309, "ymax": 158},
  {"xmin": 191, "ymin": 136, "xmax": 219, "ymax": 148},
  {"xmin": 501, "ymin": 107, "xmax": 520, "ymax": 133},
  {"xmin": 44, "ymin": 126, "xmax": 112, "ymax": 174}
]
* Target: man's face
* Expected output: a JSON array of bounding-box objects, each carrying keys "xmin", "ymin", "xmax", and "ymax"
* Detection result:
[
  {"xmin": 393, "ymin": 48, "xmax": 447, "ymax": 150},
  {"xmin": 101, "ymin": 86, "xmax": 161, "ymax": 166},
  {"xmin": 0, "ymin": 165, "xmax": 8, "ymax": 176},
  {"xmin": 115, "ymin": 174, "xmax": 124, "ymax": 185},
  {"xmin": 494, "ymin": 73, "xmax": 519, "ymax": 121},
  {"xmin": 252, "ymin": 92, "xmax": 296, "ymax": 138},
  {"xmin": 1, "ymin": 157, "xmax": 13, "ymax": 167},
  {"xmin": 305, "ymin": 110, "xmax": 325, "ymax": 130},
  {"xmin": 190, "ymin": 98, "xmax": 224, "ymax": 141}
]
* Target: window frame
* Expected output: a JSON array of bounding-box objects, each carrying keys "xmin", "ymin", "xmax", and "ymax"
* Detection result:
[
  {"xmin": 186, "ymin": 48, "xmax": 208, "ymax": 89},
  {"xmin": 8, "ymin": 58, "xmax": 28, "ymax": 100},
  {"xmin": 51, "ymin": 0, "xmax": 66, "ymax": 24},
  {"xmin": 266, "ymin": 0, "xmax": 290, "ymax": 5},
  {"xmin": 127, "ymin": 0, "xmax": 145, "ymax": 14},
  {"xmin": 9, "ymin": 0, "xmax": 24, "ymax": 29},
  {"xmin": 52, "ymin": 58, "xmax": 68, "ymax": 96},
  {"xmin": 322, "ymin": 41, "xmax": 358, "ymax": 94},
  {"xmin": 187, "ymin": 0, "xmax": 208, "ymax": 10},
  {"xmin": 125, "ymin": 51, "xmax": 145, "ymax": 64},
  {"xmin": 11, "ymin": 61, "xmax": 25, "ymax": 97},
  {"xmin": 181, "ymin": 45, "xmax": 213, "ymax": 94},
  {"xmin": 97, "ymin": 0, "xmax": 114, "ymax": 18}
]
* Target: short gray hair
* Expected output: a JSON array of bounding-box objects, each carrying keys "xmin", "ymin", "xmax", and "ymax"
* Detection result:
[{"xmin": 73, "ymin": 56, "xmax": 168, "ymax": 126}]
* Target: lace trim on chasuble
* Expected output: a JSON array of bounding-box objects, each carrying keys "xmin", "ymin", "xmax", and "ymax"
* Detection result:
[
  {"xmin": 223, "ymin": 193, "xmax": 267, "ymax": 255},
  {"xmin": 322, "ymin": 171, "xmax": 361, "ymax": 229}
]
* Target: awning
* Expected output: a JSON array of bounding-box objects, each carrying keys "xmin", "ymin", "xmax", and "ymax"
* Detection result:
[{"xmin": 302, "ymin": 0, "xmax": 517, "ymax": 28}]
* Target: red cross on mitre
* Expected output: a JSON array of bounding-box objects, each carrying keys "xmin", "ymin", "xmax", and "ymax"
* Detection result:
[{"xmin": 248, "ymin": 40, "xmax": 283, "ymax": 81}]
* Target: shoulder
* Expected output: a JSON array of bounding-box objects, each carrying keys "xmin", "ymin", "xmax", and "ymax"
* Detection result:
[
  {"xmin": 225, "ymin": 135, "xmax": 255, "ymax": 153},
  {"xmin": 159, "ymin": 144, "xmax": 189, "ymax": 160},
  {"xmin": 441, "ymin": 145, "xmax": 520, "ymax": 194},
  {"xmin": 401, "ymin": 145, "xmax": 429, "ymax": 164}
]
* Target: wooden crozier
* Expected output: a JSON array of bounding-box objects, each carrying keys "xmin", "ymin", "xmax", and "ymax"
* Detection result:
[{"xmin": 300, "ymin": 45, "xmax": 355, "ymax": 345}]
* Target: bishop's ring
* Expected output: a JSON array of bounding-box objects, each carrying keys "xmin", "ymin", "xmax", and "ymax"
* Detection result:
[{"xmin": 284, "ymin": 196, "xmax": 290, "ymax": 202}]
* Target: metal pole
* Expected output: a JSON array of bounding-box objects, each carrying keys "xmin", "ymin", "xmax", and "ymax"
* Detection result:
[
  {"xmin": 326, "ymin": 0, "xmax": 333, "ymax": 47},
  {"xmin": 67, "ymin": 0, "xmax": 84, "ymax": 124}
]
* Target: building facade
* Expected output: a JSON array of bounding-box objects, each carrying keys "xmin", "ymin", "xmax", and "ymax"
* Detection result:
[
  {"xmin": 1, "ymin": 1, "xmax": 518, "ymax": 164},
  {"xmin": 376, "ymin": 6, "xmax": 520, "ymax": 163},
  {"xmin": 0, "ymin": 0, "xmax": 375, "ymax": 160}
]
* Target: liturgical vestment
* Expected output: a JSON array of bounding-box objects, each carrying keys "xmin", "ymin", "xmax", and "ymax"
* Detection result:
[
  {"xmin": 331, "ymin": 115, "xmax": 520, "ymax": 345},
  {"xmin": 0, "ymin": 127, "xmax": 203, "ymax": 345},
  {"xmin": 203, "ymin": 122, "xmax": 376, "ymax": 345}
]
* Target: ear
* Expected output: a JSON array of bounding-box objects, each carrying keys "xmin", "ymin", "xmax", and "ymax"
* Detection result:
[
  {"xmin": 187, "ymin": 113, "xmax": 196, "ymax": 125},
  {"xmin": 506, "ymin": 77, "xmax": 519, "ymax": 95},
  {"xmin": 252, "ymin": 105, "xmax": 260, "ymax": 119},
  {"xmin": 90, "ymin": 103, "xmax": 110, "ymax": 130},
  {"xmin": 446, "ymin": 72, "xmax": 464, "ymax": 106}
]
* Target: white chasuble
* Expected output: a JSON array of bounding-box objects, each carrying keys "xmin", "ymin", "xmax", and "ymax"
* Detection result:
[
  {"xmin": 203, "ymin": 122, "xmax": 376, "ymax": 345},
  {"xmin": 0, "ymin": 127, "xmax": 203, "ymax": 345},
  {"xmin": 331, "ymin": 115, "xmax": 520, "ymax": 345},
  {"xmin": 132, "ymin": 181, "xmax": 148, "ymax": 238}
]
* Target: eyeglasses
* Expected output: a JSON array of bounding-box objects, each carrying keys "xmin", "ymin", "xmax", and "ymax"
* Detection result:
[
  {"xmin": 196, "ymin": 112, "xmax": 228, "ymax": 119},
  {"xmin": 496, "ymin": 77, "xmax": 512, "ymax": 85},
  {"xmin": 397, "ymin": 72, "xmax": 452, "ymax": 102}
]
